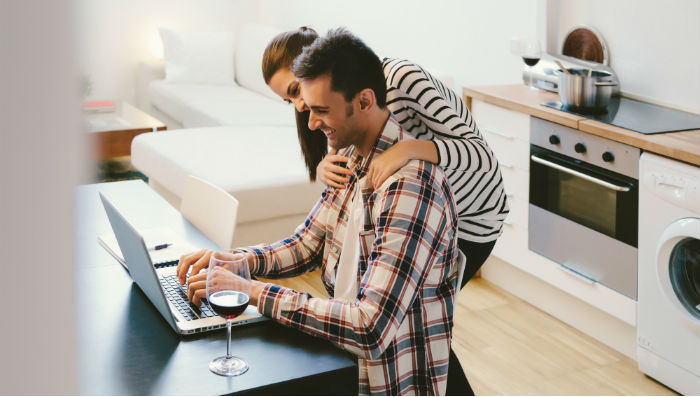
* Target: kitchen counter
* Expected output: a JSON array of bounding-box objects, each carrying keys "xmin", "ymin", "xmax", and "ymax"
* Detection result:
[{"xmin": 463, "ymin": 84, "xmax": 700, "ymax": 166}]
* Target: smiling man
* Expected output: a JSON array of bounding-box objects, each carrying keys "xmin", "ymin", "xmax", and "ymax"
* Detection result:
[{"xmin": 180, "ymin": 28, "xmax": 459, "ymax": 395}]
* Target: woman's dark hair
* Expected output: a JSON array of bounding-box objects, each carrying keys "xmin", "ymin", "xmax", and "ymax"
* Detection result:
[
  {"xmin": 292, "ymin": 28, "xmax": 386, "ymax": 108},
  {"xmin": 262, "ymin": 27, "xmax": 327, "ymax": 182}
]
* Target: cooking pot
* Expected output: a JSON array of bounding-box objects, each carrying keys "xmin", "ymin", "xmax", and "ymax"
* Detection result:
[{"xmin": 558, "ymin": 68, "xmax": 618, "ymax": 111}]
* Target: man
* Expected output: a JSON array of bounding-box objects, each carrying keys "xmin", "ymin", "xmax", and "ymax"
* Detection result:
[{"xmin": 179, "ymin": 28, "xmax": 459, "ymax": 395}]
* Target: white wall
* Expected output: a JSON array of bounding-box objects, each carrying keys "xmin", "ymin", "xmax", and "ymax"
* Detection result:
[
  {"xmin": 78, "ymin": 0, "xmax": 256, "ymax": 103},
  {"xmin": 78, "ymin": 0, "xmax": 538, "ymax": 102},
  {"xmin": 557, "ymin": 0, "xmax": 700, "ymax": 113},
  {"xmin": 0, "ymin": 0, "xmax": 80, "ymax": 394},
  {"xmin": 79, "ymin": 0, "xmax": 698, "ymax": 113},
  {"xmin": 252, "ymin": 0, "xmax": 539, "ymax": 92}
]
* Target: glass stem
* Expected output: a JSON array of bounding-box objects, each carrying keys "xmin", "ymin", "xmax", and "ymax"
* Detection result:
[
  {"xmin": 226, "ymin": 319, "xmax": 232, "ymax": 359},
  {"xmin": 530, "ymin": 67, "xmax": 534, "ymax": 89}
]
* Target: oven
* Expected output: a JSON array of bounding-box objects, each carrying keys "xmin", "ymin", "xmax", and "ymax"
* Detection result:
[{"xmin": 528, "ymin": 117, "xmax": 640, "ymax": 299}]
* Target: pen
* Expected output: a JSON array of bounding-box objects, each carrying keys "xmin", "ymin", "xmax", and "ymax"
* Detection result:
[{"xmin": 147, "ymin": 242, "xmax": 173, "ymax": 251}]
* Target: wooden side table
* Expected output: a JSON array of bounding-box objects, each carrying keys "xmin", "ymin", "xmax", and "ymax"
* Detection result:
[{"xmin": 84, "ymin": 102, "xmax": 166, "ymax": 160}]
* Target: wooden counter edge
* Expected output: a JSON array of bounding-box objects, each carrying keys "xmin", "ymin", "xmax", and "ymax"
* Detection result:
[
  {"xmin": 463, "ymin": 85, "xmax": 581, "ymax": 129},
  {"xmin": 463, "ymin": 85, "xmax": 700, "ymax": 166}
]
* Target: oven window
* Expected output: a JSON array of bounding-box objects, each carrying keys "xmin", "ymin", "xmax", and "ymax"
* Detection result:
[
  {"xmin": 530, "ymin": 146, "xmax": 638, "ymax": 247},
  {"xmin": 559, "ymin": 173, "xmax": 617, "ymax": 237}
]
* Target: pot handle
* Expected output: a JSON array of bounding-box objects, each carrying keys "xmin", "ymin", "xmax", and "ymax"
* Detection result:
[{"xmin": 594, "ymin": 81, "xmax": 618, "ymax": 86}]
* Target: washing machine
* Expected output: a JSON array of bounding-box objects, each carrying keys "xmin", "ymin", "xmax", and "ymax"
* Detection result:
[{"xmin": 638, "ymin": 152, "xmax": 700, "ymax": 395}]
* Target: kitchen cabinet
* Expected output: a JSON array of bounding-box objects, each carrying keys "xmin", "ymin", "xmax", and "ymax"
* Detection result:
[{"xmin": 472, "ymin": 100, "xmax": 530, "ymax": 266}]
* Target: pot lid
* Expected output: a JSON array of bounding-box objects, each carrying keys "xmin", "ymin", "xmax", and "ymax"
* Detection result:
[{"xmin": 562, "ymin": 25, "xmax": 609, "ymax": 65}]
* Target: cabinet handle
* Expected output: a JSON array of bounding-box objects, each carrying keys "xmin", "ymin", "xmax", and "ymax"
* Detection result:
[
  {"xmin": 483, "ymin": 128, "xmax": 515, "ymax": 140},
  {"xmin": 499, "ymin": 160, "xmax": 514, "ymax": 169},
  {"xmin": 558, "ymin": 264, "xmax": 597, "ymax": 285}
]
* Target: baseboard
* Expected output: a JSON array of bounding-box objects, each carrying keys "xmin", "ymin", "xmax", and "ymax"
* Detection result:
[{"xmin": 481, "ymin": 256, "xmax": 638, "ymax": 360}]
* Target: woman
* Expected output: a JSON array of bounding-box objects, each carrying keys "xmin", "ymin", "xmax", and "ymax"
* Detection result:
[{"xmin": 262, "ymin": 27, "xmax": 509, "ymax": 396}]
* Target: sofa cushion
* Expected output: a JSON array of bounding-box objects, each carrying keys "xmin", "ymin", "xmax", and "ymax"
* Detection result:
[
  {"xmin": 131, "ymin": 126, "xmax": 324, "ymax": 223},
  {"xmin": 159, "ymin": 28, "xmax": 235, "ymax": 84},
  {"xmin": 234, "ymin": 23, "xmax": 282, "ymax": 101},
  {"xmin": 149, "ymin": 80, "xmax": 295, "ymax": 128}
]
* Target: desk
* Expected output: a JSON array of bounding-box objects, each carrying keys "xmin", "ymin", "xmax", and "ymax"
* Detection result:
[{"xmin": 75, "ymin": 180, "xmax": 357, "ymax": 395}]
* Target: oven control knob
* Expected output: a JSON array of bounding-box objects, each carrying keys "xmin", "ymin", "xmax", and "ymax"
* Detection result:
[
  {"xmin": 549, "ymin": 135, "xmax": 560, "ymax": 145},
  {"xmin": 602, "ymin": 151, "xmax": 615, "ymax": 162},
  {"xmin": 574, "ymin": 143, "xmax": 587, "ymax": 153}
]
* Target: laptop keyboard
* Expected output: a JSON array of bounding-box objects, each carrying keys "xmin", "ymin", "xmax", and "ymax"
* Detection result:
[
  {"xmin": 160, "ymin": 275, "xmax": 217, "ymax": 320},
  {"xmin": 154, "ymin": 259, "xmax": 179, "ymax": 269}
]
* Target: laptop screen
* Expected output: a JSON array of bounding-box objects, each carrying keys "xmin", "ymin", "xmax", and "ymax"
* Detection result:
[{"xmin": 99, "ymin": 193, "xmax": 178, "ymax": 331}]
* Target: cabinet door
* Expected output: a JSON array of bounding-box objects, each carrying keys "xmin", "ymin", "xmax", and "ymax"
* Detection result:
[
  {"xmin": 472, "ymin": 99, "xmax": 531, "ymax": 262},
  {"xmin": 473, "ymin": 99, "xmax": 530, "ymax": 201},
  {"xmin": 493, "ymin": 194, "xmax": 529, "ymax": 265}
]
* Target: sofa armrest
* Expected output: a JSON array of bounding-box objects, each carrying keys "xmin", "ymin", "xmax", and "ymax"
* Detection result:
[{"xmin": 135, "ymin": 60, "xmax": 165, "ymax": 112}]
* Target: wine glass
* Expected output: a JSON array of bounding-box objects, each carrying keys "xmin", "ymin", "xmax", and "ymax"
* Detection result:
[
  {"xmin": 206, "ymin": 250, "xmax": 251, "ymax": 376},
  {"xmin": 520, "ymin": 39, "xmax": 541, "ymax": 89}
]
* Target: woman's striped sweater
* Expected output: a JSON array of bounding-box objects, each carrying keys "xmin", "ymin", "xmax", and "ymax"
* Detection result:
[{"xmin": 383, "ymin": 58, "xmax": 509, "ymax": 242}]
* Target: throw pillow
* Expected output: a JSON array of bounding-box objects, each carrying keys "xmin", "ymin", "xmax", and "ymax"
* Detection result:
[
  {"xmin": 235, "ymin": 24, "xmax": 282, "ymax": 100},
  {"xmin": 159, "ymin": 28, "xmax": 235, "ymax": 84}
]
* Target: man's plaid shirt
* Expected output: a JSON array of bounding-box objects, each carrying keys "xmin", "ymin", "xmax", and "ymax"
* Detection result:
[{"xmin": 241, "ymin": 118, "xmax": 459, "ymax": 395}]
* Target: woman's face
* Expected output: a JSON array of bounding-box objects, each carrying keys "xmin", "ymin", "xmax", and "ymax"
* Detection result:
[{"xmin": 268, "ymin": 67, "xmax": 308, "ymax": 113}]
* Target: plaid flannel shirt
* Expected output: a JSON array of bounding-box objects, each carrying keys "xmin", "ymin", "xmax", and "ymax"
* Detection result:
[{"xmin": 241, "ymin": 118, "xmax": 459, "ymax": 395}]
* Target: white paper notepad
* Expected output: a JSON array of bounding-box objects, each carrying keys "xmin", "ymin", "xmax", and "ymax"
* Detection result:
[{"xmin": 98, "ymin": 227, "xmax": 197, "ymax": 269}]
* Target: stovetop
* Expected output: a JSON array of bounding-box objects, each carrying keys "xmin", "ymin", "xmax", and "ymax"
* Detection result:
[{"xmin": 542, "ymin": 97, "xmax": 700, "ymax": 134}]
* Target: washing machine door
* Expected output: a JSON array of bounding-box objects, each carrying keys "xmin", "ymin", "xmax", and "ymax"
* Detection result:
[{"xmin": 657, "ymin": 217, "xmax": 700, "ymax": 323}]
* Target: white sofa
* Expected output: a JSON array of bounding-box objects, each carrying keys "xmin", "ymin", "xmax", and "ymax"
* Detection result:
[{"xmin": 131, "ymin": 24, "xmax": 324, "ymax": 247}]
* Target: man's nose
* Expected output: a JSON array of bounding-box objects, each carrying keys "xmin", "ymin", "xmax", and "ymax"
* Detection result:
[
  {"xmin": 292, "ymin": 97, "xmax": 308, "ymax": 113},
  {"xmin": 308, "ymin": 112, "xmax": 321, "ymax": 131}
]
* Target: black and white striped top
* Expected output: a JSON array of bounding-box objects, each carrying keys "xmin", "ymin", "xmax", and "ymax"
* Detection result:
[{"xmin": 383, "ymin": 58, "xmax": 509, "ymax": 243}]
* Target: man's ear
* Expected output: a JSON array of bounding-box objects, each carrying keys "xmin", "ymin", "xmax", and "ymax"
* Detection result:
[{"xmin": 358, "ymin": 88, "xmax": 375, "ymax": 110}]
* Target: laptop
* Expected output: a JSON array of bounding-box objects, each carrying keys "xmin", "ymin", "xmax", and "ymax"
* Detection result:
[{"xmin": 99, "ymin": 192, "xmax": 266, "ymax": 335}]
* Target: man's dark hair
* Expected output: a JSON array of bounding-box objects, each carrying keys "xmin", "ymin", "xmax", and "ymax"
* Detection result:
[{"xmin": 291, "ymin": 28, "xmax": 386, "ymax": 108}]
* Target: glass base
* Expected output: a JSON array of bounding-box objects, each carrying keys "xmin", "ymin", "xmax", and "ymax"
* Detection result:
[{"xmin": 209, "ymin": 355, "xmax": 248, "ymax": 376}]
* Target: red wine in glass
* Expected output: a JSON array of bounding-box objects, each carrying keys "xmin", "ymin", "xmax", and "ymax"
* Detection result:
[
  {"xmin": 519, "ymin": 39, "xmax": 541, "ymax": 89},
  {"xmin": 208, "ymin": 290, "xmax": 249, "ymax": 319},
  {"xmin": 207, "ymin": 251, "xmax": 250, "ymax": 376},
  {"xmin": 522, "ymin": 57, "xmax": 540, "ymax": 67}
]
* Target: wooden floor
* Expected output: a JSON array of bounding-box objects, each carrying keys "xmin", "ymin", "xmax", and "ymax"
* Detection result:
[{"xmin": 261, "ymin": 270, "xmax": 677, "ymax": 396}]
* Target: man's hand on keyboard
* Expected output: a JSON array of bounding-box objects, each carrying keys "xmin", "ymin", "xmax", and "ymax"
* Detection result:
[
  {"xmin": 187, "ymin": 266, "xmax": 263, "ymax": 307},
  {"xmin": 186, "ymin": 270, "xmax": 208, "ymax": 306},
  {"xmin": 177, "ymin": 249, "xmax": 212, "ymax": 285}
]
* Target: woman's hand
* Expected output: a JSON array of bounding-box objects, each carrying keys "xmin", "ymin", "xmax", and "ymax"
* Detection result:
[
  {"xmin": 367, "ymin": 142, "xmax": 411, "ymax": 189},
  {"xmin": 316, "ymin": 149, "xmax": 351, "ymax": 189}
]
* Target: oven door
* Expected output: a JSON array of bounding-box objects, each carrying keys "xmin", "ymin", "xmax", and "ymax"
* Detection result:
[{"xmin": 528, "ymin": 145, "xmax": 639, "ymax": 299}]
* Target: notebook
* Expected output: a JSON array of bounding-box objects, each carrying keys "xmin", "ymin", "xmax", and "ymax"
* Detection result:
[
  {"xmin": 99, "ymin": 192, "xmax": 266, "ymax": 335},
  {"xmin": 98, "ymin": 227, "xmax": 195, "ymax": 272}
]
